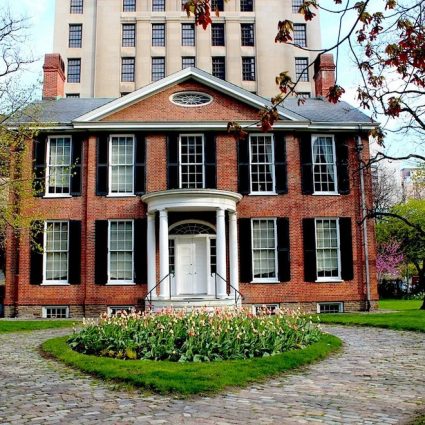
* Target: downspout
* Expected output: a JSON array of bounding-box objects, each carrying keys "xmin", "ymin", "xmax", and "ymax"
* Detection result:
[{"xmin": 356, "ymin": 134, "xmax": 371, "ymax": 311}]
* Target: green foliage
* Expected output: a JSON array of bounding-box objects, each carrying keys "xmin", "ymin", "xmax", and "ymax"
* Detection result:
[
  {"xmin": 0, "ymin": 320, "xmax": 78, "ymax": 333},
  {"xmin": 379, "ymin": 299, "xmax": 423, "ymax": 310},
  {"xmin": 42, "ymin": 333, "xmax": 341, "ymax": 396},
  {"xmin": 68, "ymin": 308, "xmax": 323, "ymax": 362}
]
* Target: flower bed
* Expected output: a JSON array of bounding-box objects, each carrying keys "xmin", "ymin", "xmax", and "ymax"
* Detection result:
[{"xmin": 68, "ymin": 307, "xmax": 322, "ymax": 362}]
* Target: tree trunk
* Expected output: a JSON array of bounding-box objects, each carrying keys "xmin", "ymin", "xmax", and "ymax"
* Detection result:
[{"xmin": 420, "ymin": 260, "xmax": 425, "ymax": 310}]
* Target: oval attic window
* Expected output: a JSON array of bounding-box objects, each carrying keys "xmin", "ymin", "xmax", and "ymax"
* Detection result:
[{"xmin": 170, "ymin": 91, "xmax": 213, "ymax": 107}]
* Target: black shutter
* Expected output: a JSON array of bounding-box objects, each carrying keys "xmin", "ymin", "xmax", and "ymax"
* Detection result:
[
  {"xmin": 68, "ymin": 221, "xmax": 81, "ymax": 284},
  {"xmin": 96, "ymin": 134, "xmax": 108, "ymax": 196},
  {"xmin": 33, "ymin": 137, "xmax": 46, "ymax": 197},
  {"xmin": 339, "ymin": 217, "xmax": 354, "ymax": 280},
  {"xmin": 167, "ymin": 134, "xmax": 179, "ymax": 189},
  {"xmin": 30, "ymin": 221, "xmax": 44, "ymax": 285},
  {"xmin": 300, "ymin": 133, "xmax": 313, "ymax": 195},
  {"xmin": 302, "ymin": 218, "xmax": 317, "ymax": 282},
  {"xmin": 134, "ymin": 219, "xmax": 147, "ymax": 284},
  {"xmin": 238, "ymin": 218, "xmax": 252, "ymax": 282},
  {"xmin": 237, "ymin": 139, "xmax": 250, "ymax": 195},
  {"xmin": 336, "ymin": 135, "xmax": 350, "ymax": 195},
  {"xmin": 70, "ymin": 135, "xmax": 83, "ymax": 196},
  {"xmin": 204, "ymin": 133, "xmax": 216, "ymax": 189},
  {"xmin": 274, "ymin": 133, "xmax": 288, "ymax": 194},
  {"xmin": 95, "ymin": 220, "xmax": 108, "ymax": 284},
  {"xmin": 277, "ymin": 217, "xmax": 290, "ymax": 282},
  {"xmin": 134, "ymin": 133, "xmax": 146, "ymax": 195}
]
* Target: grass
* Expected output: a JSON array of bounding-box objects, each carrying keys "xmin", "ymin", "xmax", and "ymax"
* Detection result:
[
  {"xmin": 0, "ymin": 320, "xmax": 78, "ymax": 334},
  {"xmin": 41, "ymin": 333, "xmax": 341, "ymax": 396},
  {"xmin": 318, "ymin": 299, "xmax": 425, "ymax": 332}
]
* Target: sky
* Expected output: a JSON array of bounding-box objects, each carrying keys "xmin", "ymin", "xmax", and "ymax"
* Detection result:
[{"xmin": 0, "ymin": 0, "xmax": 423, "ymax": 163}]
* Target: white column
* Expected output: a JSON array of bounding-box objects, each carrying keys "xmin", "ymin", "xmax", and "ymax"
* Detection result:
[
  {"xmin": 147, "ymin": 212, "xmax": 156, "ymax": 298},
  {"xmin": 216, "ymin": 208, "xmax": 227, "ymax": 298},
  {"xmin": 159, "ymin": 209, "xmax": 169, "ymax": 298},
  {"xmin": 229, "ymin": 211, "xmax": 239, "ymax": 301}
]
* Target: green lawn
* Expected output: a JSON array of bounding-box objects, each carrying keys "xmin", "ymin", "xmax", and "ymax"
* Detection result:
[
  {"xmin": 0, "ymin": 320, "xmax": 78, "ymax": 333},
  {"xmin": 42, "ymin": 333, "xmax": 341, "ymax": 396},
  {"xmin": 318, "ymin": 299, "xmax": 425, "ymax": 332}
]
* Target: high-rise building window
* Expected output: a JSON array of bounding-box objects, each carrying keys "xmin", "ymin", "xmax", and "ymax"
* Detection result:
[
  {"xmin": 123, "ymin": 0, "xmax": 136, "ymax": 12},
  {"xmin": 240, "ymin": 0, "xmax": 253, "ymax": 12},
  {"xmin": 211, "ymin": 0, "xmax": 224, "ymax": 11},
  {"xmin": 292, "ymin": 0, "xmax": 303, "ymax": 13},
  {"xmin": 212, "ymin": 57, "xmax": 225, "ymax": 80},
  {"xmin": 241, "ymin": 23, "xmax": 254, "ymax": 46},
  {"xmin": 122, "ymin": 24, "xmax": 136, "ymax": 47},
  {"xmin": 182, "ymin": 57, "xmax": 195, "ymax": 69},
  {"xmin": 121, "ymin": 57, "xmax": 135, "ymax": 82},
  {"xmin": 182, "ymin": 23, "xmax": 195, "ymax": 46},
  {"xmin": 295, "ymin": 58, "xmax": 309, "ymax": 81},
  {"xmin": 152, "ymin": 24, "xmax": 165, "ymax": 46},
  {"xmin": 293, "ymin": 24, "xmax": 307, "ymax": 47},
  {"xmin": 67, "ymin": 58, "xmax": 81, "ymax": 83},
  {"xmin": 152, "ymin": 0, "xmax": 165, "ymax": 12},
  {"xmin": 68, "ymin": 24, "xmax": 82, "ymax": 48},
  {"xmin": 70, "ymin": 0, "xmax": 83, "ymax": 14},
  {"xmin": 152, "ymin": 57, "xmax": 165, "ymax": 81},
  {"xmin": 211, "ymin": 23, "xmax": 225, "ymax": 46},
  {"xmin": 242, "ymin": 57, "xmax": 255, "ymax": 81}
]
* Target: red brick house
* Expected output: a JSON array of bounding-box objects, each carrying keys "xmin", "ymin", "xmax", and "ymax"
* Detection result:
[{"xmin": 4, "ymin": 54, "xmax": 378, "ymax": 318}]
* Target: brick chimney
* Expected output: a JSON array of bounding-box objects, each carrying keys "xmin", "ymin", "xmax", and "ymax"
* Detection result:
[
  {"xmin": 42, "ymin": 54, "xmax": 66, "ymax": 100},
  {"xmin": 313, "ymin": 54, "xmax": 336, "ymax": 97}
]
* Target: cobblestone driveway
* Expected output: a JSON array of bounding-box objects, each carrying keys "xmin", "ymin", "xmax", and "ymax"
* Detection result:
[{"xmin": 0, "ymin": 326, "xmax": 423, "ymax": 425}]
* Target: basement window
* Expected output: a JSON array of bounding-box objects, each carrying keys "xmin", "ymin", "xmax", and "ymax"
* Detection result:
[
  {"xmin": 253, "ymin": 304, "xmax": 279, "ymax": 315},
  {"xmin": 42, "ymin": 306, "xmax": 69, "ymax": 319},
  {"xmin": 317, "ymin": 302, "xmax": 343, "ymax": 314},
  {"xmin": 108, "ymin": 306, "xmax": 134, "ymax": 316}
]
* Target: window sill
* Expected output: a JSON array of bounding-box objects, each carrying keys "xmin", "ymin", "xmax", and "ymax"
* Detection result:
[
  {"xmin": 106, "ymin": 194, "xmax": 136, "ymax": 198},
  {"xmin": 315, "ymin": 279, "xmax": 343, "ymax": 283},
  {"xmin": 43, "ymin": 194, "xmax": 72, "ymax": 199},
  {"xmin": 250, "ymin": 279, "xmax": 280, "ymax": 284},
  {"xmin": 312, "ymin": 192, "xmax": 340, "ymax": 196},
  {"xmin": 249, "ymin": 192, "xmax": 278, "ymax": 196},
  {"xmin": 41, "ymin": 282, "xmax": 70, "ymax": 286},
  {"xmin": 106, "ymin": 281, "xmax": 136, "ymax": 286}
]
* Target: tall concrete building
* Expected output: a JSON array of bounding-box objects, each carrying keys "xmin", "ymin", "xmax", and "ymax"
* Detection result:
[{"xmin": 54, "ymin": 0, "xmax": 322, "ymax": 98}]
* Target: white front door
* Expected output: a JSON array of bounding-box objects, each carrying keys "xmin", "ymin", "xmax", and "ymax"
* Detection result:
[{"xmin": 175, "ymin": 237, "xmax": 208, "ymax": 295}]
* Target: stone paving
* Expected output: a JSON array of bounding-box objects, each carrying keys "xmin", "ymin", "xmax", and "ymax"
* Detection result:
[{"xmin": 0, "ymin": 326, "xmax": 424, "ymax": 425}]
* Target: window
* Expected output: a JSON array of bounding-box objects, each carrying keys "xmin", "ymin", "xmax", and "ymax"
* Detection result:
[
  {"xmin": 294, "ymin": 24, "xmax": 307, "ymax": 47},
  {"xmin": 152, "ymin": 57, "xmax": 165, "ymax": 81},
  {"xmin": 46, "ymin": 136, "xmax": 72, "ymax": 195},
  {"xmin": 123, "ymin": 0, "xmax": 136, "ymax": 11},
  {"xmin": 66, "ymin": 93, "xmax": 80, "ymax": 98},
  {"xmin": 122, "ymin": 24, "xmax": 136, "ymax": 47},
  {"xmin": 315, "ymin": 218, "xmax": 340, "ymax": 280},
  {"xmin": 152, "ymin": 24, "xmax": 165, "ymax": 46},
  {"xmin": 121, "ymin": 57, "xmax": 135, "ymax": 82},
  {"xmin": 44, "ymin": 221, "xmax": 69, "ymax": 283},
  {"xmin": 240, "ymin": 0, "xmax": 253, "ymax": 11},
  {"xmin": 109, "ymin": 135, "xmax": 134, "ymax": 194},
  {"xmin": 211, "ymin": 0, "xmax": 224, "ymax": 10},
  {"xmin": 182, "ymin": 23, "xmax": 195, "ymax": 46},
  {"xmin": 312, "ymin": 135, "xmax": 337, "ymax": 193},
  {"xmin": 254, "ymin": 304, "xmax": 279, "ymax": 315},
  {"xmin": 298, "ymin": 92, "xmax": 311, "ymax": 98},
  {"xmin": 292, "ymin": 0, "xmax": 303, "ymax": 13},
  {"xmin": 241, "ymin": 23, "xmax": 254, "ymax": 46},
  {"xmin": 69, "ymin": 24, "xmax": 82, "ymax": 48},
  {"xmin": 251, "ymin": 219, "xmax": 277, "ymax": 281},
  {"xmin": 295, "ymin": 58, "xmax": 309, "ymax": 81},
  {"xmin": 67, "ymin": 59, "xmax": 81, "ymax": 83},
  {"xmin": 211, "ymin": 24, "xmax": 225, "ymax": 46},
  {"xmin": 317, "ymin": 302, "xmax": 343, "ymax": 313},
  {"xmin": 212, "ymin": 57, "xmax": 225, "ymax": 80},
  {"xmin": 249, "ymin": 134, "xmax": 275, "ymax": 193},
  {"xmin": 70, "ymin": 0, "xmax": 83, "ymax": 14},
  {"xmin": 108, "ymin": 306, "xmax": 134, "ymax": 316},
  {"xmin": 42, "ymin": 306, "xmax": 69, "ymax": 318},
  {"xmin": 108, "ymin": 221, "xmax": 134, "ymax": 283},
  {"xmin": 242, "ymin": 57, "xmax": 255, "ymax": 81},
  {"xmin": 152, "ymin": 0, "xmax": 165, "ymax": 11},
  {"xmin": 179, "ymin": 134, "xmax": 204, "ymax": 188},
  {"xmin": 182, "ymin": 57, "xmax": 195, "ymax": 68}
]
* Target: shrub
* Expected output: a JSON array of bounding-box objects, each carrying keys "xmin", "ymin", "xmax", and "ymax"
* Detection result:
[{"xmin": 68, "ymin": 307, "xmax": 322, "ymax": 362}]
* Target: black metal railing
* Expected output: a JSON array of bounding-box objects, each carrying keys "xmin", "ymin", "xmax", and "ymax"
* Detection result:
[
  {"xmin": 144, "ymin": 273, "xmax": 173, "ymax": 311},
  {"xmin": 213, "ymin": 272, "xmax": 244, "ymax": 305}
]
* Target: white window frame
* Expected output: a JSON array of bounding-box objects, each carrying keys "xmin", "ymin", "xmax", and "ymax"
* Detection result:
[
  {"xmin": 42, "ymin": 221, "xmax": 70, "ymax": 285},
  {"xmin": 250, "ymin": 218, "xmax": 279, "ymax": 283},
  {"xmin": 45, "ymin": 136, "xmax": 72, "ymax": 198},
  {"xmin": 311, "ymin": 134, "xmax": 338, "ymax": 195},
  {"xmin": 249, "ymin": 134, "xmax": 276, "ymax": 195},
  {"xmin": 107, "ymin": 220, "xmax": 135, "ymax": 285},
  {"xmin": 317, "ymin": 302, "xmax": 344, "ymax": 314},
  {"xmin": 42, "ymin": 306, "xmax": 70, "ymax": 318},
  {"xmin": 314, "ymin": 218, "xmax": 342, "ymax": 282},
  {"xmin": 178, "ymin": 134, "xmax": 205, "ymax": 189},
  {"xmin": 108, "ymin": 134, "xmax": 135, "ymax": 197}
]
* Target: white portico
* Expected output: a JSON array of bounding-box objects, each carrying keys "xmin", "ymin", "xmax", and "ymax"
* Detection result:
[{"xmin": 142, "ymin": 189, "xmax": 242, "ymax": 308}]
